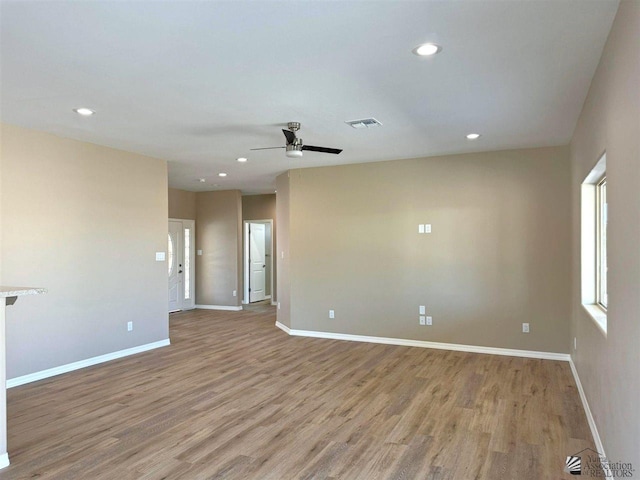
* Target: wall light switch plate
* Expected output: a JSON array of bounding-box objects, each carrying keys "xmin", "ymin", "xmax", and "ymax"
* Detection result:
[
  {"xmin": 329, "ymin": 310, "xmax": 335, "ymax": 319},
  {"xmin": 232, "ymin": 290, "xmax": 237, "ymax": 297},
  {"xmin": 155, "ymin": 252, "xmax": 165, "ymax": 261},
  {"xmin": 425, "ymin": 224, "xmax": 432, "ymax": 233},
  {"xmin": 127, "ymin": 321, "xmax": 133, "ymax": 332},
  {"xmin": 419, "ymin": 305, "xmax": 426, "ymax": 315},
  {"xmin": 197, "ymin": 249, "xmax": 203, "ymax": 256},
  {"xmin": 418, "ymin": 224, "xmax": 425, "ymax": 234},
  {"xmin": 426, "ymin": 316, "xmax": 432, "ymax": 325},
  {"xmin": 522, "ymin": 323, "xmax": 530, "ymax": 333}
]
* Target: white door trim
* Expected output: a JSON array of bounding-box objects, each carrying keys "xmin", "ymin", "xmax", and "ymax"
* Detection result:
[{"xmin": 243, "ymin": 219, "xmax": 274, "ymax": 304}]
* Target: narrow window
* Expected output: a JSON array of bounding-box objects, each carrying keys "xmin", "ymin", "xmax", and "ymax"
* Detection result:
[
  {"xmin": 596, "ymin": 177, "xmax": 607, "ymax": 309},
  {"xmin": 581, "ymin": 153, "xmax": 607, "ymax": 335},
  {"xmin": 184, "ymin": 228, "xmax": 191, "ymax": 300},
  {"xmin": 168, "ymin": 233, "xmax": 174, "ymax": 276}
]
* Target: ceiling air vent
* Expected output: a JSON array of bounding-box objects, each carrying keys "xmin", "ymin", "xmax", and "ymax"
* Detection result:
[{"xmin": 345, "ymin": 118, "xmax": 383, "ymax": 129}]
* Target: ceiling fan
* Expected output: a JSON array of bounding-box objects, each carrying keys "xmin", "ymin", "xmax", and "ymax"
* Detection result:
[{"xmin": 251, "ymin": 122, "xmax": 342, "ymax": 158}]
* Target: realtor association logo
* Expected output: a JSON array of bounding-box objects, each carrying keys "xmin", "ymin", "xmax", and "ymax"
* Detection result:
[
  {"xmin": 565, "ymin": 455, "xmax": 582, "ymax": 475},
  {"xmin": 564, "ymin": 448, "xmax": 635, "ymax": 478}
]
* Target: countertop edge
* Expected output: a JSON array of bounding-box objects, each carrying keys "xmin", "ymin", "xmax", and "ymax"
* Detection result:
[{"xmin": 0, "ymin": 287, "xmax": 47, "ymax": 298}]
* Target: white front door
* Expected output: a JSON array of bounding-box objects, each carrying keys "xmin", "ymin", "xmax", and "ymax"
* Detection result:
[
  {"xmin": 169, "ymin": 219, "xmax": 196, "ymax": 313},
  {"xmin": 249, "ymin": 222, "xmax": 266, "ymax": 303},
  {"xmin": 168, "ymin": 220, "xmax": 183, "ymax": 312}
]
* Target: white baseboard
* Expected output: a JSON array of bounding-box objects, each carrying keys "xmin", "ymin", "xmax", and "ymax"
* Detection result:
[
  {"xmin": 7, "ymin": 339, "xmax": 171, "ymax": 388},
  {"xmin": 275, "ymin": 324, "xmax": 570, "ymax": 361},
  {"xmin": 275, "ymin": 321, "xmax": 291, "ymax": 334},
  {"xmin": 569, "ymin": 358, "xmax": 606, "ymax": 457},
  {"xmin": 169, "ymin": 306, "xmax": 196, "ymax": 313},
  {"xmin": 0, "ymin": 453, "xmax": 9, "ymax": 470},
  {"xmin": 195, "ymin": 304, "xmax": 243, "ymax": 311}
]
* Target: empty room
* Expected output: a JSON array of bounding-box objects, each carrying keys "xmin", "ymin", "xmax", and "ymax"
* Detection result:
[{"xmin": 0, "ymin": 0, "xmax": 638, "ymax": 479}]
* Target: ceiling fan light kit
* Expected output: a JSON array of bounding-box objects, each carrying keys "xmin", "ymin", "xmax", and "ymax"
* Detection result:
[{"xmin": 286, "ymin": 145, "xmax": 303, "ymax": 158}]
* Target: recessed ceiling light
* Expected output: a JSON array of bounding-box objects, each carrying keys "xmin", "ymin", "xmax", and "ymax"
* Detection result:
[
  {"xmin": 466, "ymin": 133, "xmax": 481, "ymax": 140},
  {"xmin": 218, "ymin": 172, "xmax": 227, "ymax": 177},
  {"xmin": 412, "ymin": 43, "xmax": 442, "ymax": 57},
  {"xmin": 73, "ymin": 107, "xmax": 95, "ymax": 116},
  {"xmin": 237, "ymin": 157, "xmax": 248, "ymax": 163}
]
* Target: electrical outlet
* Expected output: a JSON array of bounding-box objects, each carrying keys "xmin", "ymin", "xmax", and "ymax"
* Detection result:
[
  {"xmin": 232, "ymin": 290, "xmax": 237, "ymax": 297},
  {"xmin": 418, "ymin": 224, "xmax": 425, "ymax": 234},
  {"xmin": 425, "ymin": 224, "xmax": 432, "ymax": 233},
  {"xmin": 127, "ymin": 321, "xmax": 133, "ymax": 332},
  {"xmin": 419, "ymin": 315, "xmax": 426, "ymax": 325},
  {"xmin": 522, "ymin": 323, "xmax": 530, "ymax": 333},
  {"xmin": 426, "ymin": 316, "xmax": 432, "ymax": 326},
  {"xmin": 329, "ymin": 309, "xmax": 335, "ymax": 319}
]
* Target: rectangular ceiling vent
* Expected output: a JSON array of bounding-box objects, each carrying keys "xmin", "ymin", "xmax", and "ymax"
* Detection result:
[{"xmin": 345, "ymin": 118, "xmax": 383, "ymax": 129}]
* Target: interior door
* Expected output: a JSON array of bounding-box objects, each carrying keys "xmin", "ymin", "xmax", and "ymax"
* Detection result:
[
  {"xmin": 249, "ymin": 223, "xmax": 266, "ymax": 303},
  {"xmin": 168, "ymin": 220, "xmax": 183, "ymax": 312}
]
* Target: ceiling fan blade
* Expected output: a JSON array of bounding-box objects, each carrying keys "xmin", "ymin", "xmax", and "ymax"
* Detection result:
[
  {"xmin": 250, "ymin": 146, "xmax": 285, "ymax": 151},
  {"xmin": 301, "ymin": 145, "xmax": 343, "ymax": 154},
  {"xmin": 282, "ymin": 129, "xmax": 296, "ymax": 145}
]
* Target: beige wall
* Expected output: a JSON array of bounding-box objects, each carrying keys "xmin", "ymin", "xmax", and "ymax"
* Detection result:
[
  {"xmin": 196, "ymin": 190, "xmax": 242, "ymax": 307},
  {"xmin": 276, "ymin": 173, "xmax": 291, "ymax": 327},
  {"xmin": 242, "ymin": 194, "xmax": 276, "ymax": 221},
  {"xmin": 0, "ymin": 123, "xmax": 169, "ymax": 379},
  {"xmin": 168, "ymin": 187, "xmax": 196, "ymax": 220},
  {"xmin": 243, "ymin": 194, "xmax": 277, "ymax": 301},
  {"xmin": 280, "ymin": 147, "xmax": 571, "ymax": 353},
  {"xmin": 570, "ymin": 0, "xmax": 639, "ymax": 466}
]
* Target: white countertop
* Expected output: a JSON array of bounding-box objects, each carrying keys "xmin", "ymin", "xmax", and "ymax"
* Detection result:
[{"xmin": 0, "ymin": 286, "xmax": 47, "ymax": 298}]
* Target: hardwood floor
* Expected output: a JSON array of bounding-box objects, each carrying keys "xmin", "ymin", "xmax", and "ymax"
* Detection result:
[{"xmin": 1, "ymin": 305, "xmax": 594, "ymax": 479}]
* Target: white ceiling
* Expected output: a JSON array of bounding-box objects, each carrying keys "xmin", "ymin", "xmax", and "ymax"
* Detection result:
[{"xmin": 0, "ymin": 0, "xmax": 618, "ymax": 194}]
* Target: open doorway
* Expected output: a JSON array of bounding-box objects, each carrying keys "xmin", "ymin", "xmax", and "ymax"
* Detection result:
[{"xmin": 243, "ymin": 220, "xmax": 273, "ymax": 304}]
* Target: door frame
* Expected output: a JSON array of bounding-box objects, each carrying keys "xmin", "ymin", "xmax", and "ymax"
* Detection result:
[
  {"xmin": 169, "ymin": 218, "xmax": 196, "ymax": 312},
  {"xmin": 243, "ymin": 219, "xmax": 274, "ymax": 305}
]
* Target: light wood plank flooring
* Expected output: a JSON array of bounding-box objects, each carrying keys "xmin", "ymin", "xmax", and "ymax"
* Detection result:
[{"xmin": 2, "ymin": 305, "xmax": 594, "ymax": 479}]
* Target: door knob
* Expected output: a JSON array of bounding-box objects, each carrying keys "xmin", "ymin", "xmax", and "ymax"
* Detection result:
[
  {"xmin": 263, "ymin": 265, "xmax": 266, "ymax": 268},
  {"xmin": 179, "ymin": 270, "xmax": 183, "ymax": 274}
]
